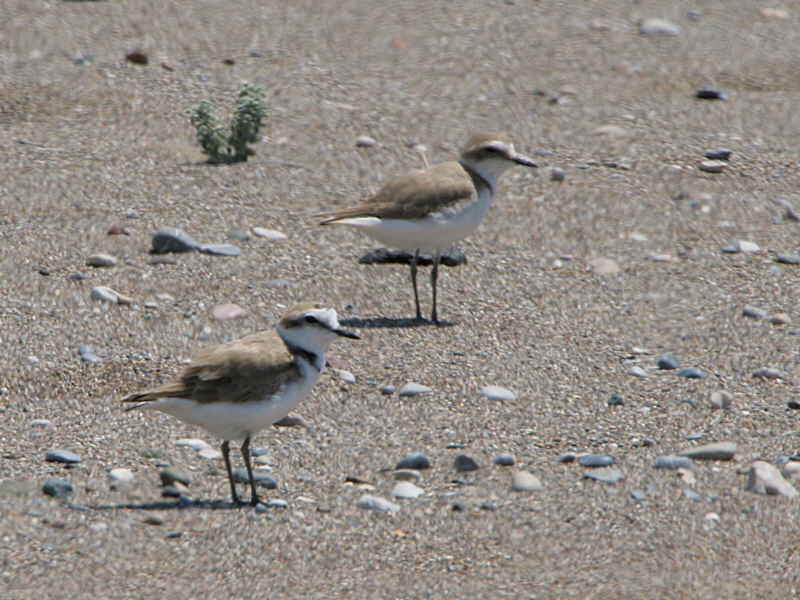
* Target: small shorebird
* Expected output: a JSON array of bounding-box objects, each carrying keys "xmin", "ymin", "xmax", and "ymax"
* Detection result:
[
  {"xmin": 122, "ymin": 303, "xmax": 359, "ymax": 506},
  {"xmin": 317, "ymin": 133, "xmax": 537, "ymax": 324}
]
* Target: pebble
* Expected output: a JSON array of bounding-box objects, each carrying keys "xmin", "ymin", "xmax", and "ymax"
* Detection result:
[
  {"xmin": 90, "ymin": 286, "xmax": 132, "ymax": 305},
  {"xmin": 78, "ymin": 345, "xmax": 101, "ymax": 363},
  {"xmin": 42, "ymin": 478, "xmax": 73, "ymax": 499},
  {"xmin": 677, "ymin": 367, "xmax": 706, "ymax": 379},
  {"xmin": 557, "ymin": 453, "xmax": 577, "ymax": 464},
  {"xmin": 608, "ymin": 393, "xmax": 624, "ymax": 406},
  {"xmin": 679, "ymin": 441, "xmax": 736, "ymax": 461},
  {"xmin": 480, "ymin": 502, "xmax": 498, "ymax": 511},
  {"xmin": 742, "ymin": 305, "xmax": 768, "ymax": 319},
  {"xmin": 627, "ymin": 366, "xmax": 648, "ymax": 377},
  {"xmin": 211, "ymin": 303, "xmax": 246, "ymax": 321},
  {"xmin": 31, "ymin": 419, "xmax": 52, "ymax": 428},
  {"xmin": 197, "ymin": 448, "xmax": 222, "ymax": 460},
  {"xmin": 699, "ymin": 160, "xmax": 726, "ymax": 173},
  {"xmin": 493, "ymin": 453, "xmax": 516, "ymax": 466},
  {"xmin": 356, "ymin": 494, "xmax": 399, "ymax": 513},
  {"xmin": 107, "ymin": 225, "xmax": 130, "ymax": 236},
  {"xmin": 108, "ymin": 468, "xmax": 134, "ymax": 483},
  {"xmin": 753, "ymin": 368, "xmax": 783, "ymax": 380},
  {"xmin": 274, "ymin": 415, "xmax": 308, "ymax": 428},
  {"xmin": 198, "ymin": 243, "xmax": 241, "ymax": 257},
  {"xmin": 683, "ymin": 488, "xmax": 702, "ymax": 502},
  {"xmin": 788, "ymin": 401, "xmax": 800, "ymax": 410},
  {"xmin": 175, "ymin": 438, "xmax": 212, "ymax": 451},
  {"xmin": 398, "ymin": 383, "xmax": 432, "ymax": 397},
  {"xmin": 479, "ymin": 385, "xmax": 516, "ymax": 401},
  {"xmin": 776, "ymin": 253, "xmax": 800, "ymax": 265},
  {"xmin": 336, "ymin": 370, "xmax": 356, "ymax": 384},
  {"xmin": 355, "ymin": 135, "xmax": 377, "ymax": 148},
  {"xmin": 151, "ymin": 228, "xmax": 200, "ymax": 254},
  {"xmin": 588, "ymin": 257, "xmax": 620, "ymax": 275},
  {"xmin": 769, "ymin": 313, "xmax": 790, "ymax": 326},
  {"xmin": 582, "ymin": 467, "xmax": 624, "ymax": 483},
  {"xmin": 761, "ymin": 8, "xmax": 789, "ymax": 19},
  {"xmin": 252, "ymin": 228, "xmax": 287, "ymax": 240},
  {"xmin": 695, "ymin": 87, "xmax": 728, "ymax": 100},
  {"xmin": 709, "ymin": 390, "xmax": 733, "ymax": 410},
  {"xmin": 654, "ymin": 456, "xmax": 695, "ymax": 470},
  {"xmin": 46, "ymin": 449, "xmax": 81, "ymax": 464},
  {"xmin": 630, "ymin": 490, "xmax": 647, "ymax": 502},
  {"xmin": 578, "ymin": 454, "xmax": 615, "ymax": 468},
  {"xmin": 232, "ymin": 470, "xmax": 277, "ymax": 489},
  {"xmin": 391, "ymin": 481, "xmax": 424, "ymax": 499},
  {"xmin": 266, "ymin": 499, "xmax": 289, "ymax": 509},
  {"xmin": 396, "ymin": 453, "xmax": 431, "ymax": 470},
  {"xmin": 393, "ymin": 469, "xmax": 421, "ymax": 482},
  {"xmin": 380, "ymin": 385, "xmax": 396, "ymax": 395},
  {"xmin": 511, "ymin": 471, "xmax": 543, "ymax": 492},
  {"xmin": 159, "ymin": 468, "xmax": 192, "ymax": 487},
  {"xmin": 550, "ymin": 167, "xmax": 566, "ymax": 182},
  {"xmin": 149, "ymin": 256, "xmax": 178, "ymax": 266},
  {"xmin": 657, "ymin": 354, "xmax": 680, "ymax": 370},
  {"xmin": 227, "ymin": 231, "xmax": 251, "ymax": 242},
  {"xmin": 592, "ymin": 125, "xmax": 628, "ymax": 137},
  {"xmin": 454, "ymin": 455, "xmax": 480, "ymax": 472},
  {"xmin": 67, "ymin": 272, "xmax": 90, "ymax": 281},
  {"xmin": 782, "ymin": 461, "xmax": 800, "ymax": 482},
  {"xmin": 86, "ymin": 254, "xmax": 117, "ymax": 268},
  {"xmin": 639, "ymin": 17, "xmax": 681, "ymax": 35},
  {"xmin": 722, "ymin": 240, "xmax": 759, "ymax": 254},
  {"xmin": 746, "ymin": 461, "xmax": 798, "ymax": 498},
  {"xmin": 705, "ymin": 148, "xmax": 732, "ymax": 161}
]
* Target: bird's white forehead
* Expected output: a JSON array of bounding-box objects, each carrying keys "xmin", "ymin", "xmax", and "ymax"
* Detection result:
[{"xmin": 304, "ymin": 307, "xmax": 340, "ymax": 328}]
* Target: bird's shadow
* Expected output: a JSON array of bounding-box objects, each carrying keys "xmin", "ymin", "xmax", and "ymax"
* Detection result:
[
  {"xmin": 67, "ymin": 498, "xmax": 250, "ymax": 512},
  {"xmin": 340, "ymin": 316, "xmax": 456, "ymax": 329}
]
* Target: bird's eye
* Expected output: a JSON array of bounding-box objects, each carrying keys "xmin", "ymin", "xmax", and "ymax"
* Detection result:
[{"xmin": 304, "ymin": 315, "xmax": 319, "ymax": 324}]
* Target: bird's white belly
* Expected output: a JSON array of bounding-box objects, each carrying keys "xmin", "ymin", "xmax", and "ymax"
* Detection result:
[
  {"xmin": 152, "ymin": 375, "xmax": 317, "ymax": 441},
  {"xmin": 339, "ymin": 191, "xmax": 492, "ymax": 252}
]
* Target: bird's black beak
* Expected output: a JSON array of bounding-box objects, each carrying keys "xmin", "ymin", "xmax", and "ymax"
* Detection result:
[
  {"xmin": 334, "ymin": 328, "xmax": 360, "ymax": 340},
  {"xmin": 513, "ymin": 154, "xmax": 538, "ymax": 167}
]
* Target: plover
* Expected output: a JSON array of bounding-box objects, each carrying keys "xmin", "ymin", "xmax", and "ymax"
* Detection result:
[
  {"xmin": 317, "ymin": 133, "xmax": 537, "ymax": 324},
  {"xmin": 122, "ymin": 303, "xmax": 359, "ymax": 506}
]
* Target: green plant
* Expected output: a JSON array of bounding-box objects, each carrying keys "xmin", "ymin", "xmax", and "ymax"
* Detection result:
[{"xmin": 189, "ymin": 83, "xmax": 266, "ymax": 164}]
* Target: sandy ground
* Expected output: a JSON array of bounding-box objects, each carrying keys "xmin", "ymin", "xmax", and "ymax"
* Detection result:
[{"xmin": 2, "ymin": 1, "xmax": 800, "ymax": 598}]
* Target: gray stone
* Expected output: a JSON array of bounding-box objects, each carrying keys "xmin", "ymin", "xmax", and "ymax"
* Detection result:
[
  {"xmin": 639, "ymin": 18, "xmax": 681, "ymax": 35},
  {"xmin": 232, "ymin": 470, "xmax": 277, "ymax": 489},
  {"xmin": 46, "ymin": 449, "xmax": 81, "ymax": 464},
  {"xmin": 699, "ymin": 160, "xmax": 726, "ymax": 173},
  {"xmin": 78, "ymin": 345, "xmax": 101, "ymax": 363},
  {"xmin": 683, "ymin": 488, "xmax": 702, "ymax": 502},
  {"xmin": 198, "ymin": 243, "xmax": 241, "ymax": 257},
  {"xmin": 86, "ymin": 253, "xmax": 118, "ymax": 268},
  {"xmin": 657, "ymin": 354, "xmax": 680, "ymax": 370},
  {"xmin": 454, "ymin": 454, "xmax": 479, "ymax": 472},
  {"xmin": 679, "ymin": 441, "xmax": 736, "ymax": 461},
  {"xmin": 252, "ymin": 228, "xmax": 288, "ymax": 240},
  {"xmin": 355, "ymin": 135, "xmax": 377, "ymax": 148},
  {"xmin": 197, "ymin": 448, "xmax": 222, "ymax": 460},
  {"xmin": 776, "ymin": 253, "xmax": 800, "ymax": 265},
  {"xmin": 677, "ymin": 367, "xmax": 706, "ymax": 379},
  {"xmin": 479, "ymin": 385, "xmax": 516, "ymax": 401},
  {"xmin": 630, "ymin": 490, "xmax": 647, "ymax": 502},
  {"xmin": 782, "ymin": 461, "xmax": 800, "ymax": 482},
  {"xmin": 493, "ymin": 453, "xmax": 516, "ymax": 466},
  {"xmin": 31, "ymin": 419, "xmax": 52, "ymax": 428},
  {"xmin": 588, "ymin": 257, "xmax": 620, "ymax": 275},
  {"xmin": 159, "ymin": 468, "xmax": 192, "ymax": 487},
  {"xmin": 557, "ymin": 453, "xmax": 577, "ymax": 464},
  {"xmin": 391, "ymin": 481, "xmax": 424, "ymax": 499},
  {"xmin": 151, "ymin": 227, "xmax": 200, "ymax": 254},
  {"xmin": 627, "ymin": 366, "xmax": 648, "ymax": 377},
  {"xmin": 108, "ymin": 468, "xmax": 134, "ymax": 483},
  {"xmin": 380, "ymin": 385, "xmax": 396, "ymax": 395},
  {"xmin": 579, "ymin": 454, "xmax": 615, "ymax": 468},
  {"xmin": 654, "ymin": 456, "xmax": 695, "ymax": 470},
  {"xmin": 550, "ymin": 167, "xmax": 566, "ymax": 182},
  {"xmin": 511, "ymin": 471, "xmax": 543, "ymax": 491},
  {"xmin": 42, "ymin": 478, "xmax": 73, "ymax": 499},
  {"xmin": 175, "ymin": 438, "xmax": 212, "ymax": 451},
  {"xmin": 608, "ymin": 393, "xmax": 624, "ymax": 406},
  {"xmin": 393, "ymin": 469, "xmax": 421, "ymax": 482},
  {"xmin": 709, "ymin": 390, "xmax": 733, "ymax": 410},
  {"xmin": 705, "ymin": 148, "xmax": 732, "ymax": 161},
  {"xmin": 266, "ymin": 499, "xmax": 289, "ymax": 508},
  {"xmin": 396, "ymin": 453, "xmax": 431, "ymax": 470},
  {"xmin": 742, "ymin": 305, "xmax": 768, "ymax": 319},
  {"xmin": 356, "ymin": 494, "xmax": 399, "ymax": 513},
  {"xmin": 90, "ymin": 286, "xmax": 132, "ymax": 305},
  {"xmin": 753, "ymin": 368, "xmax": 784, "ymax": 380},
  {"xmin": 696, "ymin": 87, "xmax": 728, "ymax": 100},
  {"xmin": 582, "ymin": 467, "xmax": 624, "ymax": 483},
  {"xmin": 398, "ymin": 383, "xmax": 432, "ymax": 397},
  {"xmin": 746, "ymin": 461, "xmax": 798, "ymax": 498},
  {"xmin": 227, "ymin": 230, "xmax": 251, "ymax": 242},
  {"xmin": 336, "ymin": 369, "xmax": 356, "ymax": 384}
]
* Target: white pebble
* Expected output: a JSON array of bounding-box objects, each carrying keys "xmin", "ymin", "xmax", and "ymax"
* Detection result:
[
  {"xmin": 479, "ymin": 385, "xmax": 516, "ymax": 401},
  {"xmin": 252, "ymin": 228, "xmax": 288, "ymax": 240},
  {"xmin": 175, "ymin": 438, "xmax": 212, "ymax": 451},
  {"xmin": 109, "ymin": 468, "xmax": 135, "ymax": 483},
  {"xmin": 197, "ymin": 448, "xmax": 222, "ymax": 460},
  {"xmin": 356, "ymin": 494, "xmax": 399, "ymax": 513},
  {"xmin": 391, "ymin": 481, "xmax": 424, "ymax": 499}
]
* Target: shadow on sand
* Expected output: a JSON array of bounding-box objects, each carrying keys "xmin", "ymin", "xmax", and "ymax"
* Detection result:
[{"xmin": 340, "ymin": 316, "xmax": 456, "ymax": 329}]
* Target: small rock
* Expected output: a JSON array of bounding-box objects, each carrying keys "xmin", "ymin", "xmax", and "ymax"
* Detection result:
[
  {"xmin": 90, "ymin": 286, "xmax": 132, "ymax": 305},
  {"xmin": 42, "ymin": 478, "xmax": 73, "ymax": 499},
  {"xmin": 336, "ymin": 370, "xmax": 356, "ymax": 384},
  {"xmin": 151, "ymin": 228, "xmax": 200, "ymax": 254},
  {"xmin": 391, "ymin": 481, "xmax": 424, "ymax": 499},
  {"xmin": 776, "ymin": 254, "xmax": 800, "ymax": 265},
  {"xmin": 396, "ymin": 453, "xmax": 431, "ymax": 470},
  {"xmin": 511, "ymin": 471, "xmax": 543, "ymax": 492},
  {"xmin": 211, "ymin": 303, "xmax": 246, "ymax": 321},
  {"xmin": 557, "ymin": 453, "xmax": 577, "ymax": 464},
  {"xmin": 355, "ymin": 135, "xmax": 377, "ymax": 148},
  {"xmin": 126, "ymin": 50, "xmax": 149, "ymax": 65},
  {"xmin": 683, "ymin": 488, "xmax": 702, "ymax": 502},
  {"xmin": 232, "ymin": 470, "xmax": 277, "ymax": 489},
  {"xmin": 639, "ymin": 17, "xmax": 681, "ymax": 35},
  {"xmin": 46, "ymin": 450, "xmax": 81, "ymax": 464},
  {"xmin": 654, "ymin": 456, "xmax": 695, "ymax": 470},
  {"xmin": 480, "ymin": 502, "xmax": 498, "ymax": 511},
  {"xmin": 627, "ymin": 366, "xmax": 648, "ymax": 377},
  {"xmin": 380, "ymin": 385, "xmax": 396, "ymax": 395},
  {"xmin": 743, "ymin": 305, "xmax": 768, "ymax": 319},
  {"xmin": 705, "ymin": 148, "xmax": 732, "ymax": 161},
  {"xmin": 398, "ymin": 383, "xmax": 432, "ymax": 397},
  {"xmin": 677, "ymin": 367, "xmax": 706, "ymax": 379},
  {"xmin": 788, "ymin": 401, "xmax": 800, "ymax": 410},
  {"xmin": 78, "ymin": 345, "xmax": 101, "ymax": 363},
  {"xmin": 588, "ymin": 257, "xmax": 620, "ymax": 275},
  {"xmin": 493, "ymin": 453, "xmax": 516, "ymax": 466},
  {"xmin": 782, "ymin": 461, "xmax": 800, "ymax": 481},
  {"xmin": 579, "ymin": 454, "xmax": 615, "ymax": 468},
  {"xmin": 630, "ymin": 490, "xmax": 647, "ymax": 502},
  {"xmin": 86, "ymin": 254, "xmax": 118, "ymax": 268},
  {"xmin": 746, "ymin": 461, "xmax": 798, "ymax": 498},
  {"xmin": 274, "ymin": 414, "xmax": 308, "ymax": 428},
  {"xmin": 770, "ymin": 313, "xmax": 791, "ymax": 326},
  {"xmin": 479, "ymin": 385, "xmax": 516, "ymax": 401},
  {"xmin": 227, "ymin": 231, "xmax": 251, "ymax": 242},
  {"xmin": 454, "ymin": 455, "xmax": 480, "ymax": 473},
  {"xmin": 657, "ymin": 354, "xmax": 680, "ymax": 370},
  {"xmin": 266, "ymin": 499, "xmax": 289, "ymax": 509},
  {"xmin": 709, "ymin": 390, "xmax": 733, "ymax": 410},
  {"xmin": 356, "ymin": 494, "xmax": 399, "ymax": 513},
  {"xmin": 175, "ymin": 439, "xmax": 212, "ymax": 451},
  {"xmin": 592, "ymin": 125, "xmax": 628, "ymax": 137},
  {"xmin": 608, "ymin": 393, "xmax": 624, "ymax": 406},
  {"xmin": 679, "ymin": 441, "xmax": 736, "ymax": 461},
  {"xmin": 109, "ymin": 468, "xmax": 134, "ymax": 483},
  {"xmin": 107, "ymin": 225, "xmax": 130, "ymax": 236},
  {"xmin": 699, "ymin": 160, "xmax": 726, "ymax": 173},
  {"xmin": 393, "ymin": 469, "xmax": 421, "ymax": 482},
  {"xmin": 582, "ymin": 467, "xmax": 624, "ymax": 483},
  {"xmin": 695, "ymin": 87, "xmax": 728, "ymax": 100},
  {"xmin": 550, "ymin": 167, "xmax": 566, "ymax": 182},
  {"xmin": 753, "ymin": 368, "xmax": 784, "ymax": 380},
  {"xmin": 198, "ymin": 243, "xmax": 241, "ymax": 257},
  {"xmin": 252, "ymin": 228, "xmax": 287, "ymax": 240},
  {"xmin": 722, "ymin": 240, "xmax": 759, "ymax": 254},
  {"xmin": 159, "ymin": 468, "xmax": 192, "ymax": 487},
  {"xmin": 31, "ymin": 419, "xmax": 52, "ymax": 428},
  {"xmin": 197, "ymin": 448, "xmax": 222, "ymax": 460}
]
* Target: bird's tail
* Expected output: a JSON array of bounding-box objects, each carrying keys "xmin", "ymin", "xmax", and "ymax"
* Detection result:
[{"xmin": 121, "ymin": 382, "xmax": 188, "ymax": 411}]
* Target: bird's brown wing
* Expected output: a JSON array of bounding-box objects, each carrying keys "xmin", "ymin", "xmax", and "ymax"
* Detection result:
[
  {"xmin": 121, "ymin": 331, "xmax": 299, "ymax": 407},
  {"xmin": 317, "ymin": 161, "xmax": 476, "ymax": 222}
]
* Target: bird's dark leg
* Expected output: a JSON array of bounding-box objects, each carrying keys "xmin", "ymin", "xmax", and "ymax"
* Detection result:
[
  {"xmin": 221, "ymin": 440, "xmax": 240, "ymax": 505},
  {"xmin": 431, "ymin": 250, "xmax": 442, "ymax": 325},
  {"xmin": 410, "ymin": 248, "xmax": 423, "ymax": 321},
  {"xmin": 240, "ymin": 436, "xmax": 259, "ymax": 506}
]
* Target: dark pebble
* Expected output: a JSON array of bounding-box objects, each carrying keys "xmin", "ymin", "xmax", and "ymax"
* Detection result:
[
  {"xmin": 68, "ymin": 273, "xmax": 90, "ymax": 281},
  {"xmin": 788, "ymin": 401, "xmax": 800, "ymax": 410},
  {"xmin": 46, "ymin": 450, "xmax": 81, "ymax": 464},
  {"xmin": 380, "ymin": 385, "xmax": 396, "ymax": 395},
  {"xmin": 159, "ymin": 468, "xmax": 192, "ymax": 487},
  {"xmin": 776, "ymin": 254, "xmax": 800, "ymax": 265},
  {"xmin": 677, "ymin": 367, "xmax": 706, "ymax": 379},
  {"xmin": 657, "ymin": 354, "xmax": 680, "ymax": 370},
  {"xmin": 578, "ymin": 454, "xmax": 615, "ymax": 468},
  {"xmin": 704, "ymin": 148, "xmax": 732, "ymax": 161},
  {"xmin": 198, "ymin": 243, "xmax": 241, "ymax": 257},
  {"xmin": 454, "ymin": 454, "xmax": 480, "ymax": 472},
  {"xmin": 359, "ymin": 247, "xmax": 467, "ymax": 268},
  {"xmin": 396, "ymin": 452, "xmax": 431, "ymax": 470},
  {"xmin": 480, "ymin": 502, "xmax": 498, "ymax": 511},
  {"xmin": 150, "ymin": 227, "xmax": 200, "ymax": 254},
  {"xmin": 451, "ymin": 503, "xmax": 466, "ymax": 512},
  {"xmin": 493, "ymin": 453, "xmax": 516, "ymax": 466},
  {"xmin": 232, "ymin": 470, "xmax": 277, "ymax": 489},
  {"xmin": 654, "ymin": 455, "xmax": 695, "ymax": 470},
  {"xmin": 42, "ymin": 478, "xmax": 73, "ymax": 499},
  {"xmin": 695, "ymin": 87, "xmax": 727, "ymax": 100},
  {"xmin": 582, "ymin": 467, "xmax": 624, "ymax": 483},
  {"xmin": 557, "ymin": 452, "xmax": 577, "ymax": 464},
  {"xmin": 608, "ymin": 393, "xmax": 624, "ymax": 406}
]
